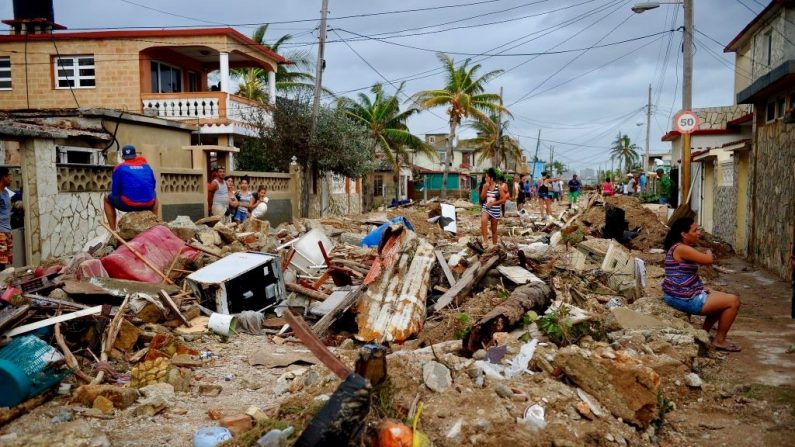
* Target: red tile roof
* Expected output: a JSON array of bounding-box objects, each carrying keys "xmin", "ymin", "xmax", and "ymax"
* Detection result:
[{"xmin": 0, "ymin": 27, "xmax": 288, "ymax": 64}]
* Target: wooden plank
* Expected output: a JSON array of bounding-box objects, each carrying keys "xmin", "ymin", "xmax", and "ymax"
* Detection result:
[
  {"xmin": 159, "ymin": 290, "xmax": 192, "ymax": 328},
  {"xmin": 287, "ymin": 282, "xmax": 330, "ymax": 301},
  {"xmin": 434, "ymin": 250, "xmax": 456, "ymax": 287},
  {"xmin": 4, "ymin": 305, "xmax": 103, "ymax": 337},
  {"xmin": 431, "ymin": 254, "xmax": 502, "ymax": 312},
  {"xmin": 312, "ymin": 287, "xmax": 361, "ymax": 338}
]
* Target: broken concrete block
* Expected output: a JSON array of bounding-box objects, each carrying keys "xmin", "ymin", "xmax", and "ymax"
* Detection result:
[
  {"xmin": 130, "ymin": 357, "xmax": 171, "ymax": 389},
  {"xmin": 92, "ymin": 395, "xmax": 115, "ymax": 415},
  {"xmin": 422, "ymin": 361, "xmax": 452, "ymax": 392},
  {"xmin": 221, "ymin": 414, "xmax": 254, "ymax": 436},
  {"xmin": 167, "ymin": 216, "xmax": 198, "ymax": 242},
  {"xmin": 74, "ymin": 385, "xmax": 139, "ymax": 409},
  {"xmin": 213, "ymin": 222, "xmax": 237, "ymax": 244},
  {"xmin": 554, "ymin": 346, "xmax": 660, "ymax": 427},
  {"xmin": 607, "ymin": 307, "xmax": 667, "ymax": 331},
  {"xmin": 117, "ymin": 211, "xmax": 161, "ymax": 241},
  {"xmin": 197, "ymin": 228, "xmax": 222, "ymax": 246},
  {"xmin": 112, "ymin": 319, "xmax": 141, "ymax": 352},
  {"xmin": 170, "ymin": 354, "xmax": 203, "ymax": 368},
  {"xmin": 601, "ymin": 241, "xmax": 635, "ymax": 275},
  {"xmin": 166, "ymin": 367, "xmax": 193, "ymax": 393}
]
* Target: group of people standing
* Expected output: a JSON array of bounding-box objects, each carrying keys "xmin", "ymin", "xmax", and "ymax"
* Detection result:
[
  {"xmin": 479, "ymin": 169, "xmax": 583, "ymax": 247},
  {"xmin": 207, "ymin": 166, "xmax": 269, "ymax": 223},
  {"xmin": 600, "ymin": 170, "xmax": 672, "ymax": 205}
]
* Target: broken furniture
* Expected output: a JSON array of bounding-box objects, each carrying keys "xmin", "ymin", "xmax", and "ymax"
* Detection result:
[{"xmin": 186, "ymin": 252, "xmax": 287, "ymax": 314}]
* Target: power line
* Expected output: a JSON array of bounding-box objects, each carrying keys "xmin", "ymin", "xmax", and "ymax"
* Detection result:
[
  {"xmin": 509, "ymin": 10, "xmax": 636, "ymax": 106},
  {"xmin": 331, "ymin": 0, "xmax": 625, "ymax": 95},
  {"xmin": 58, "ymin": 0, "xmax": 514, "ymax": 31},
  {"xmin": 335, "ymin": 27, "xmax": 672, "ymax": 57}
]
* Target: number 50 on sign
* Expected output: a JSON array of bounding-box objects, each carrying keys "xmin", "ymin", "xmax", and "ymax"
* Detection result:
[{"xmin": 673, "ymin": 110, "xmax": 700, "ymax": 134}]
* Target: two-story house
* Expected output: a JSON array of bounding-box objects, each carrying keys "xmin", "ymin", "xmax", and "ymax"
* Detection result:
[
  {"xmin": 0, "ymin": 0, "xmax": 308, "ymax": 264},
  {"xmin": 725, "ymin": 0, "xmax": 795, "ymax": 279}
]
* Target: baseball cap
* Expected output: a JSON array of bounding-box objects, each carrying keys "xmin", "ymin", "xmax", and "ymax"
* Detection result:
[{"xmin": 121, "ymin": 145, "xmax": 136, "ymax": 160}]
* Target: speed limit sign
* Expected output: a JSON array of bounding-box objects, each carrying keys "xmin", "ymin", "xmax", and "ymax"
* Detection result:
[{"xmin": 673, "ymin": 110, "xmax": 700, "ymax": 134}]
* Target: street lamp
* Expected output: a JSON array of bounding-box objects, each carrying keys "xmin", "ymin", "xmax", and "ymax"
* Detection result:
[{"xmin": 632, "ymin": 0, "xmax": 693, "ymax": 201}]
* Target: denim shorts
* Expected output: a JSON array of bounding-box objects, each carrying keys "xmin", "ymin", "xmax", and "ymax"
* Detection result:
[{"xmin": 664, "ymin": 291, "xmax": 708, "ymax": 315}]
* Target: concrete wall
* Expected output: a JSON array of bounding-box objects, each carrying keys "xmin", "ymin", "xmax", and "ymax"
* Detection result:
[
  {"xmin": 734, "ymin": 150, "xmax": 751, "ymax": 256},
  {"xmin": 750, "ymin": 109, "xmax": 795, "ymax": 280},
  {"xmin": 712, "ymin": 160, "xmax": 737, "ymax": 245},
  {"xmin": 231, "ymin": 166, "xmax": 301, "ymax": 226}
]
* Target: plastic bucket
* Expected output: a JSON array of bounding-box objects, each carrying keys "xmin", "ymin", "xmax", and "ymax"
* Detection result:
[{"xmin": 208, "ymin": 313, "xmax": 237, "ymax": 337}]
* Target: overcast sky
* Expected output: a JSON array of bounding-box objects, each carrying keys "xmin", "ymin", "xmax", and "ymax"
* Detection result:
[{"xmin": 2, "ymin": 0, "xmax": 761, "ymax": 172}]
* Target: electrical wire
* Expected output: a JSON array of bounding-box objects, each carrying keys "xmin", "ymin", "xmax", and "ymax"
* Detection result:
[{"xmin": 50, "ymin": 35, "xmax": 81, "ymax": 108}]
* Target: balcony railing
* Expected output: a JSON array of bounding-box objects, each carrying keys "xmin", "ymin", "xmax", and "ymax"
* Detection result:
[{"xmin": 141, "ymin": 92, "xmax": 270, "ymax": 126}]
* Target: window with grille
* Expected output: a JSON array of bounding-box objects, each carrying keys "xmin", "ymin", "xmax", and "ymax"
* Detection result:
[
  {"xmin": 54, "ymin": 55, "xmax": 95, "ymax": 88},
  {"xmin": 0, "ymin": 57, "xmax": 10, "ymax": 90},
  {"xmin": 374, "ymin": 175, "xmax": 384, "ymax": 196}
]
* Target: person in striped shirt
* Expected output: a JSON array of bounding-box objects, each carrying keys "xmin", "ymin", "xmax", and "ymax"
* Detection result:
[
  {"xmin": 480, "ymin": 168, "xmax": 509, "ymax": 248},
  {"xmin": 663, "ymin": 217, "xmax": 742, "ymax": 352}
]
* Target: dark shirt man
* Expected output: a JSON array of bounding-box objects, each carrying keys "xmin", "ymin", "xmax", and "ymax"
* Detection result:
[{"xmin": 104, "ymin": 145, "xmax": 157, "ymax": 230}]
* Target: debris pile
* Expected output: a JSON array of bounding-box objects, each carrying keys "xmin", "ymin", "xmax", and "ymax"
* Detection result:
[{"xmin": 0, "ymin": 194, "xmax": 751, "ymax": 446}]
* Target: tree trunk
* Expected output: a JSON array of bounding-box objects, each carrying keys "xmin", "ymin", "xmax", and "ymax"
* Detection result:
[
  {"xmin": 394, "ymin": 164, "xmax": 401, "ymax": 204},
  {"xmin": 463, "ymin": 281, "xmax": 552, "ymax": 355},
  {"xmin": 441, "ymin": 120, "xmax": 457, "ymax": 200}
]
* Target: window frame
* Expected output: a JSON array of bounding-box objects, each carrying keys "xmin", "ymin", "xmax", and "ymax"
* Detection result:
[
  {"xmin": 766, "ymin": 100, "xmax": 776, "ymax": 123},
  {"xmin": 373, "ymin": 174, "xmax": 384, "ymax": 196},
  {"xmin": 150, "ymin": 60, "xmax": 183, "ymax": 93},
  {"xmin": 54, "ymin": 55, "xmax": 95, "ymax": 89},
  {"xmin": 777, "ymin": 96, "xmax": 786, "ymax": 120},
  {"xmin": 0, "ymin": 56, "xmax": 11, "ymax": 90},
  {"xmin": 765, "ymin": 30, "xmax": 773, "ymax": 66}
]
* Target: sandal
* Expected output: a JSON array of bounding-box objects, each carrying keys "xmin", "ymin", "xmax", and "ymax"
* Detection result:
[{"xmin": 712, "ymin": 342, "xmax": 742, "ymax": 352}]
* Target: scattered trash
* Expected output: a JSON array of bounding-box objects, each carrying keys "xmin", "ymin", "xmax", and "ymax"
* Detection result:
[
  {"xmin": 193, "ymin": 427, "xmax": 233, "ymax": 447},
  {"xmin": 517, "ymin": 403, "xmax": 546, "ymax": 432}
]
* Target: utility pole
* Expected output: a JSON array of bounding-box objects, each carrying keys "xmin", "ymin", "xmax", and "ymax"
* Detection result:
[
  {"xmin": 681, "ymin": 0, "xmax": 694, "ymax": 201},
  {"xmin": 532, "ymin": 129, "xmax": 541, "ymax": 180},
  {"xmin": 645, "ymin": 83, "xmax": 652, "ymax": 172},
  {"xmin": 311, "ymin": 0, "xmax": 329, "ymax": 131},
  {"xmin": 496, "ymin": 86, "xmax": 504, "ymax": 169},
  {"xmin": 549, "ymin": 146, "xmax": 554, "ymax": 170},
  {"xmin": 302, "ymin": 0, "xmax": 329, "ymax": 218}
]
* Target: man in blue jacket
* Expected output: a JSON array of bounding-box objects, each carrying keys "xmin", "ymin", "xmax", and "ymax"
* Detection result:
[{"xmin": 104, "ymin": 145, "xmax": 157, "ymax": 230}]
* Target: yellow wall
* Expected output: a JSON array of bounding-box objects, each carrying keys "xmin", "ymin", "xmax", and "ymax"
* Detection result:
[
  {"xmin": 701, "ymin": 162, "xmax": 715, "ymax": 233},
  {"xmin": 734, "ymin": 151, "xmax": 750, "ymax": 255}
]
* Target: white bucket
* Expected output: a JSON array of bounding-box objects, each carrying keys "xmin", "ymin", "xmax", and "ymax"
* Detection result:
[{"xmin": 208, "ymin": 313, "xmax": 237, "ymax": 337}]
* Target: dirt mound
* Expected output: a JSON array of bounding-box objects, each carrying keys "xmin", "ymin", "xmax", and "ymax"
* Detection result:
[{"xmin": 578, "ymin": 196, "xmax": 668, "ymax": 252}]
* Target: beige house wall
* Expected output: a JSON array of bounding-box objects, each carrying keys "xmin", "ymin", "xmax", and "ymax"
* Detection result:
[{"xmin": 0, "ymin": 34, "xmax": 278, "ymax": 111}]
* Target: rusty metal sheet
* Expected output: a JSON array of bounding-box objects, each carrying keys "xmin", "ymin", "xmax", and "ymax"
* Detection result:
[{"xmin": 356, "ymin": 230, "xmax": 435, "ymax": 343}]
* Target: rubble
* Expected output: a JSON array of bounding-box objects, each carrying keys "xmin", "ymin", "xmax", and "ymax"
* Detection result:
[{"xmin": 0, "ymin": 192, "xmax": 767, "ymax": 445}]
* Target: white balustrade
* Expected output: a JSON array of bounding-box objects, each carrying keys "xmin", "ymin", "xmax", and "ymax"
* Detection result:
[{"xmin": 141, "ymin": 96, "xmax": 221, "ymax": 120}]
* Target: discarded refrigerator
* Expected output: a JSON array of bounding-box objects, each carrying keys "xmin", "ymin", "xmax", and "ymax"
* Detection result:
[{"xmin": 186, "ymin": 252, "xmax": 287, "ymax": 314}]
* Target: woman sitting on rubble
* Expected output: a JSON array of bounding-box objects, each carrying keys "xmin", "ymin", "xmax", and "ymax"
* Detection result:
[
  {"xmin": 480, "ymin": 168, "xmax": 509, "ymax": 248},
  {"xmin": 663, "ymin": 217, "xmax": 742, "ymax": 352}
]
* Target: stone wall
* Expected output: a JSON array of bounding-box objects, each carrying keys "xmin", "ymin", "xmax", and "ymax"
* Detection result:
[{"xmin": 750, "ymin": 113, "xmax": 795, "ymax": 280}]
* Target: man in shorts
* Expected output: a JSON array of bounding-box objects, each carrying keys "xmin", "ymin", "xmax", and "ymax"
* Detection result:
[
  {"xmin": 568, "ymin": 174, "xmax": 582, "ymax": 208},
  {"xmin": 104, "ymin": 145, "xmax": 157, "ymax": 230},
  {"xmin": 0, "ymin": 167, "xmax": 13, "ymax": 270}
]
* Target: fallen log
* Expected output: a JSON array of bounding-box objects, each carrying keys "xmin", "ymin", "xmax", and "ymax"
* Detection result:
[
  {"xmin": 287, "ymin": 282, "xmax": 330, "ymax": 301},
  {"xmin": 0, "ymin": 390, "xmax": 55, "ymax": 426},
  {"xmin": 431, "ymin": 252, "xmax": 503, "ymax": 313},
  {"xmin": 463, "ymin": 278, "xmax": 553, "ymax": 355}
]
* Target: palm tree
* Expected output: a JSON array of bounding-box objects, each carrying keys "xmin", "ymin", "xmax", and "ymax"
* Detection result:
[
  {"xmin": 233, "ymin": 24, "xmax": 320, "ymax": 102},
  {"xmin": 610, "ymin": 132, "xmax": 640, "ymax": 173},
  {"xmin": 339, "ymin": 83, "xmax": 433, "ymax": 203},
  {"xmin": 551, "ymin": 160, "xmax": 566, "ymax": 176},
  {"xmin": 411, "ymin": 53, "xmax": 509, "ymax": 199},
  {"xmin": 459, "ymin": 114, "xmax": 522, "ymax": 170}
]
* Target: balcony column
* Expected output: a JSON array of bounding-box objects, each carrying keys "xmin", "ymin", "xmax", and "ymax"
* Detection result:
[
  {"xmin": 219, "ymin": 52, "xmax": 230, "ymax": 93},
  {"xmin": 268, "ymin": 70, "xmax": 276, "ymax": 105}
]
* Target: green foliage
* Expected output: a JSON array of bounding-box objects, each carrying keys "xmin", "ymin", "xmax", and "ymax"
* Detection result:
[
  {"xmin": 652, "ymin": 392, "xmax": 675, "ymax": 429},
  {"xmin": 521, "ymin": 310, "xmax": 539, "ymax": 327},
  {"xmin": 610, "ymin": 132, "xmax": 640, "ymax": 174},
  {"xmin": 236, "ymin": 97, "xmax": 373, "ymax": 178},
  {"xmin": 537, "ymin": 306, "xmax": 589, "ymax": 346},
  {"xmin": 454, "ymin": 313, "xmax": 473, "ymax": 339},
  {"xmin": 459, "ymin": 114, "xmax": 522, "ymax": 169},
  {"xmin": 639, "ymin": 191, "xmax": 660, "ymax": 203}
]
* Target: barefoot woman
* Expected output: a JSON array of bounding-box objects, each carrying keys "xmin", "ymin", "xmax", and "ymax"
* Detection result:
[
  {"xmin": 480, "ymin": 168, "xmax": 509, "ymax": 247},
  {"xmin": 663, "ymin": 217, "xmax": 742, "ymax": 352}
]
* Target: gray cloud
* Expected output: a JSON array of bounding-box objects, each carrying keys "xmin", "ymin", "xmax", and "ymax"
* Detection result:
[{"xmin": 1, "ymin": 0, "xmax": 759, "ymax": 169}]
